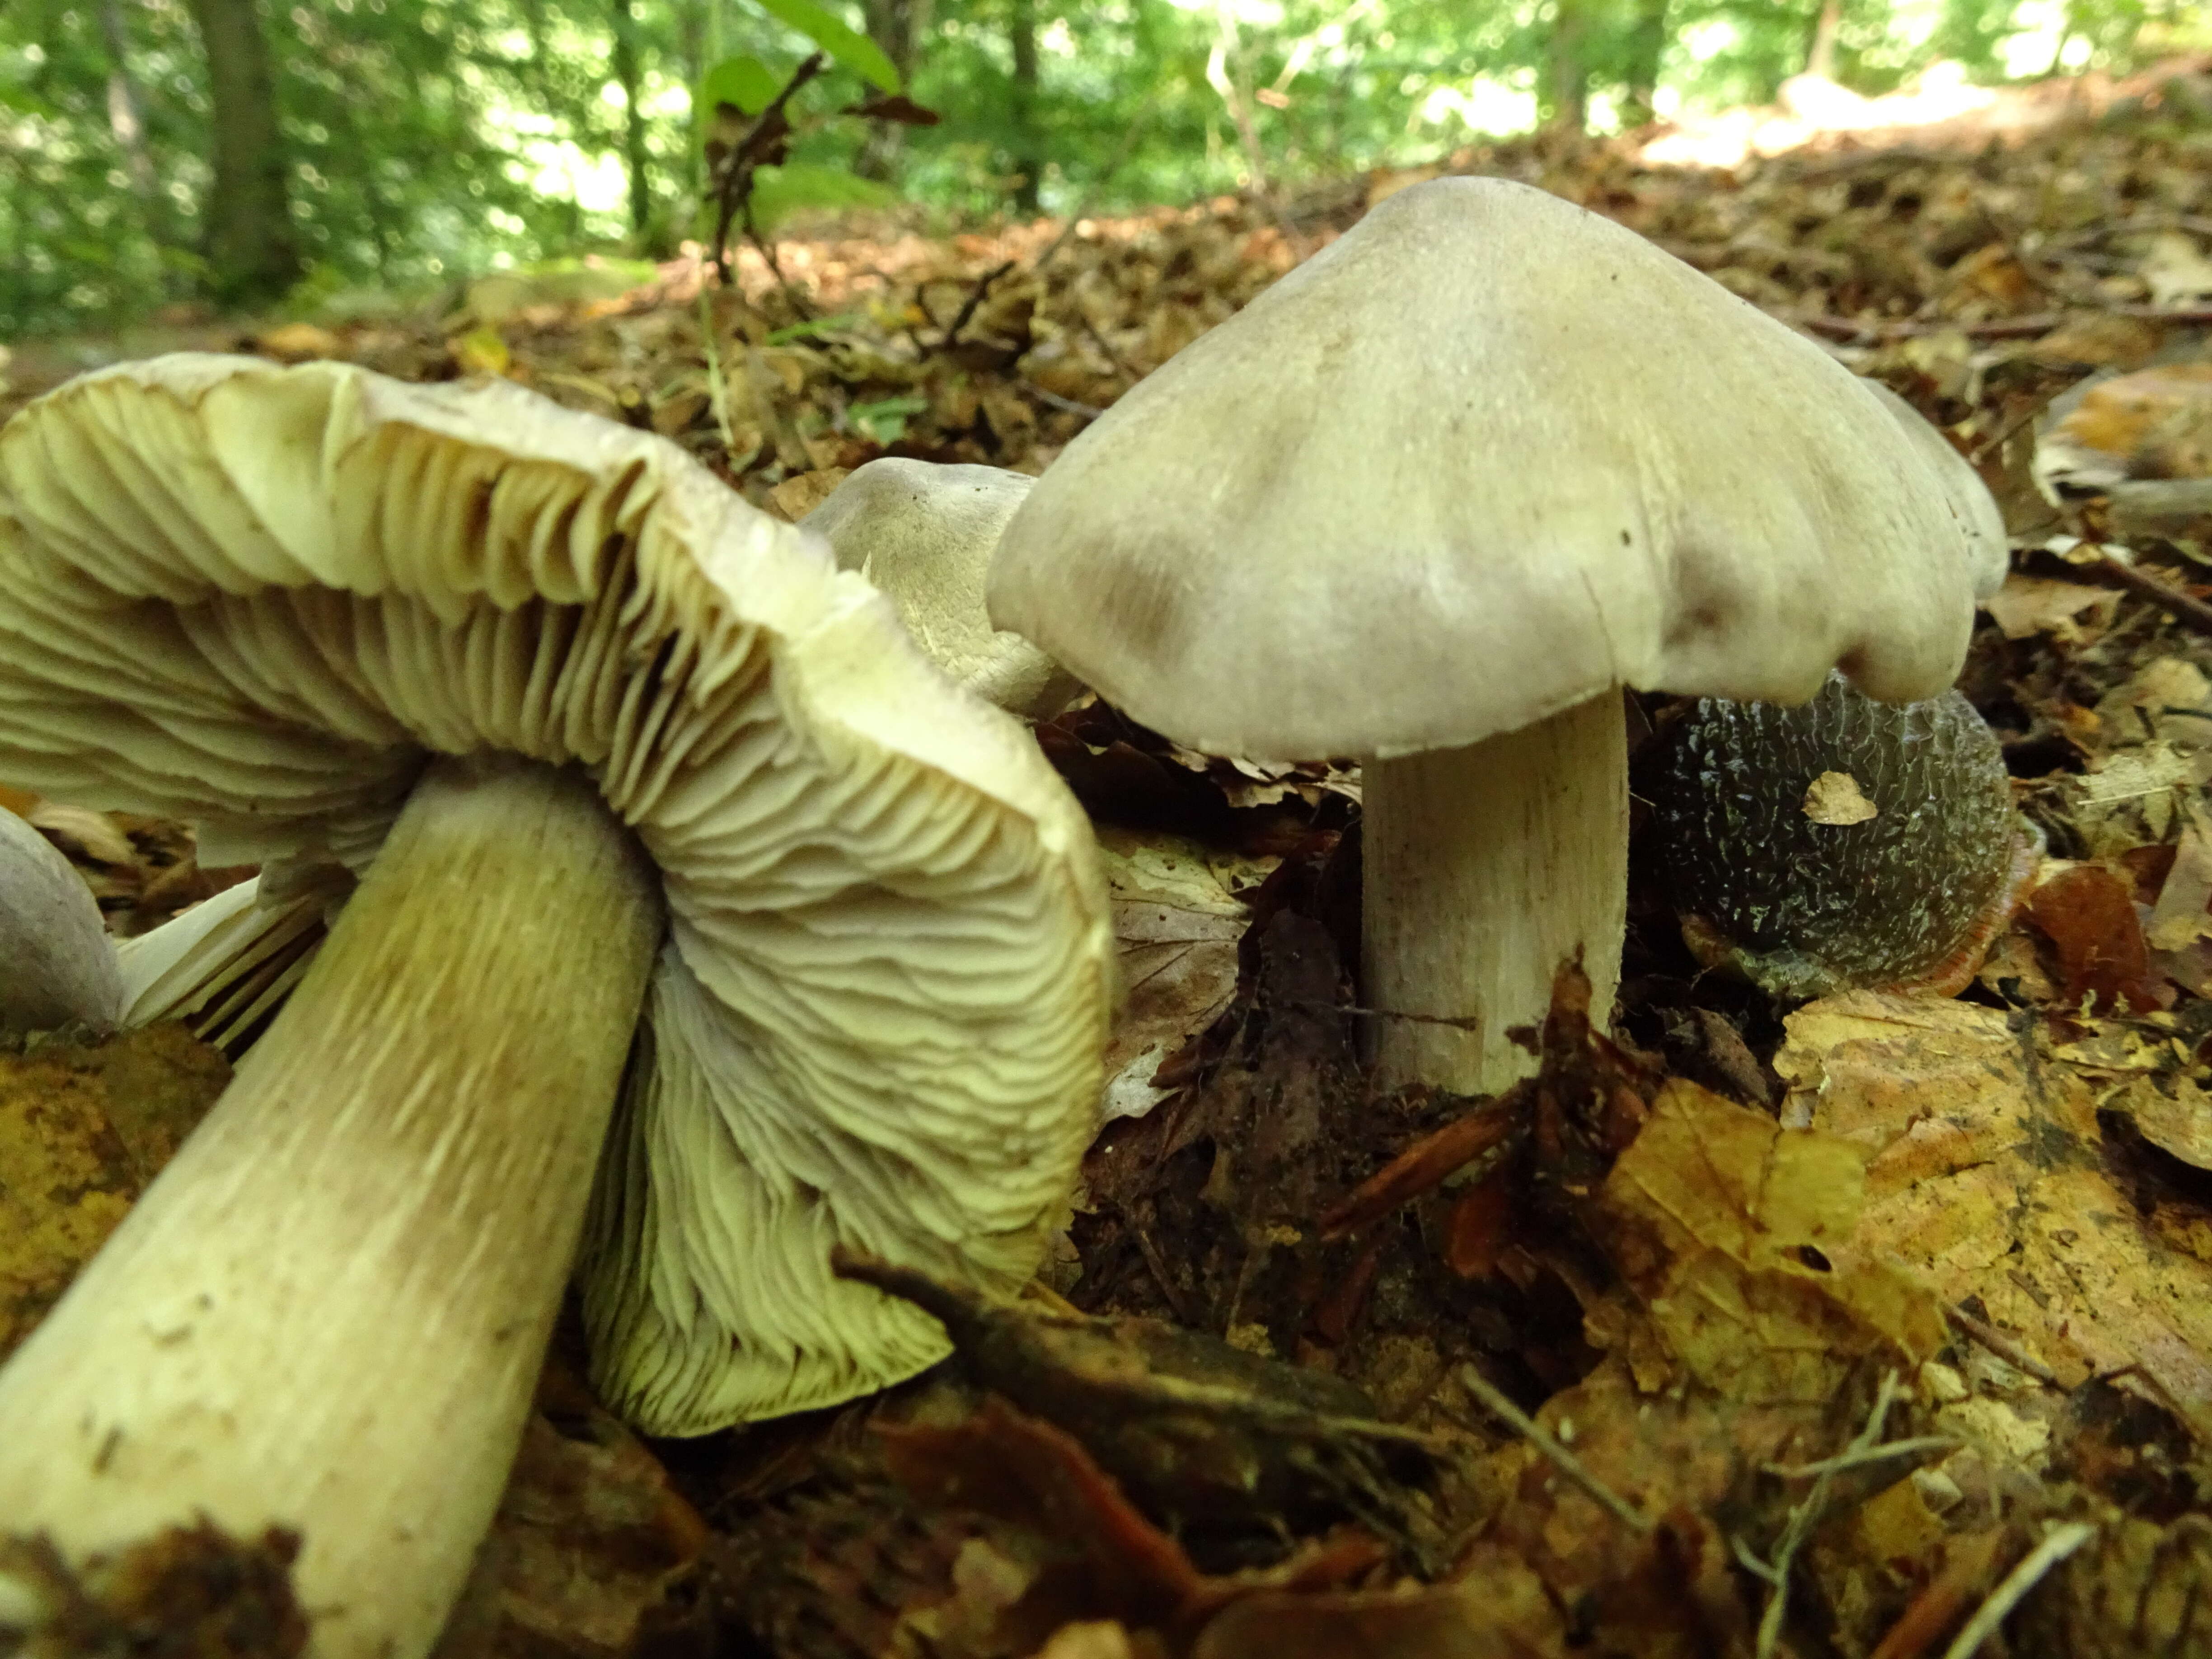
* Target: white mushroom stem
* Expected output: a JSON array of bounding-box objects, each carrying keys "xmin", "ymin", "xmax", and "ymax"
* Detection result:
[
  {"xmin": 0, "ymin": 754, "xmax": 662, "ymax": 1659},
  {"xmin": 1361, "ymin": 691, "xmax": 1628, "ymax": 1096}
]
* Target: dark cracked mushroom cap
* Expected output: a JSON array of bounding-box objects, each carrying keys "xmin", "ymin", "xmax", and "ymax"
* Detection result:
[
  {"xmin": 1654, "ymin": 671, "xmax": 2037, "ymax": 1000},
  {"xmin": 0, "ymin": 354, "xmax": 1111, "ymax": 1659}
]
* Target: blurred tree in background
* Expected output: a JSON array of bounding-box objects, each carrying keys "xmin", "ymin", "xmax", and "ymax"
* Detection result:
[{"xmin": 1, "ymin": 0, "xmax": 2204, "ymax": 336}]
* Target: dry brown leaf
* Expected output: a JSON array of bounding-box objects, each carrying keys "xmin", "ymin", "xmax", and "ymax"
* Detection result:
[
  {"xmin": 1594, "ymin": 1079, "xmax": 1942, "ymax": 1402},
  {"xmin": 1981, "ymin": 574, "xmax": 2123, "ymax": 643},
  {"xmin": 1777, "ymin": 992, "xmax": 2212, "ymax": 1437},
  {"xmin": 0, "ymin": 1025, "xmax": 230, "ymax": 1360},
  {"xmin": 2027, "ymin": 862, "xmax": 2159, "ymax": 1012},
  {"xmin": 1189, "ymin": 1555, "xmax": 1565, "ymax": 1659},
  {"xmin": 1803, "ymin": 769, "xmax": 1879, "ymax": 825},
  {"xmin": 28, "ymin": 802, "xmax": 138, "ymax": 870}
]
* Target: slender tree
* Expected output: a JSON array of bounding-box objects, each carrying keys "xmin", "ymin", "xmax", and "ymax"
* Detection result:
[
  {"xmin": 1622, "ymin": 0, "xmax": 1669, "ymax": 126},
  {"xmin": 1008, "ymin": 0, "xmax": 1041, "ymax": 212},
  {"xmin": 1544, "ymin": 0, "xmax": 1594, "ymax": 132},
  {"xmin": 610, "ymin": 0, "xmax": 655, "ymax": 240},
  {"xmin": 183, "ymin": 0, "xmax": 299, "ymax": 304}
]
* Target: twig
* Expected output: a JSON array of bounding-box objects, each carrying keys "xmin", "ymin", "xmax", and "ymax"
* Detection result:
[
  {"xmin": 1456, "ymin": 1364, "xmax": 1652, "ymax": 1535},
  {"xmin": 1945, "ymin": 1304, "xmax": 2062, "ymax": 1385},
  {"xmin": 1936, "ymin": 1523, "xmax": 2095, "ymax": 1659},
  {"xmin": 1741, "ymin": 1371, "xmax": 1905, "ymax": 1659},
  {"xmin": 2086, "ymin": 551, "xmax": 2212, "ymax": 637},
  {"xmin": 1790, "ymin": 303, "xmax": 2212, "ymax": 344},
  {"xmin": 940, "ymin": 259, "xmax": 1017, "ymax": 349},
  {"xmin": 704, "ymin": 52, "xmax": 828, "ymax": 284},
  {"xmin": 1022, "ymin": 383, "xmax": 1106, "ymax": 420},
  {"xmin": 1320, "ymin": 1082, "xmax": 1530, "ymax": 1240},
  {"xmin": 1762, "ymin": 1437, "xmax": 1957, "ymax": 1481}
]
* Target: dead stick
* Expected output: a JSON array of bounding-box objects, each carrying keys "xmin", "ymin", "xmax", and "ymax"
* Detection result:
[
  {"xmin": 2088, "ymin": 553, "xmax": 2212, "ymax": 638},
  {"xmin": 1456, "ymin": 1364, "xmax": 1652, "ymax": 1534},
  {"xmin": 1945, "ymin": 1305, "xmax": 2062, "ymax": 1386}
]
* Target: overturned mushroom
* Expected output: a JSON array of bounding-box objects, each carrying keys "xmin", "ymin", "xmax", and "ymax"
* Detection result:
[
  {"xmin": 803, "ymin": 458, "xmax": 1078, "ymax": 717},
  {"xmin": 991, "ymin": 176, "xmax": 2006, "ymax": 1095},
  {"xmin": 1654, "ymin": 672, "xmax": 2035, "ymax": 999},
  {"xmin": 0, "ymin": 356, "xmax": 1111, "ymax": 1659}
]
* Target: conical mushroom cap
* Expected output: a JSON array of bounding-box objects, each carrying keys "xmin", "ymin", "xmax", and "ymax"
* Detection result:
[
  {"xmin": 0, "ymin": 355, "xmax": 1112, "ymax": 1430},
  {"xmin": 989, "ymin": 176, "xmax": 2009, "ymax": 760}
]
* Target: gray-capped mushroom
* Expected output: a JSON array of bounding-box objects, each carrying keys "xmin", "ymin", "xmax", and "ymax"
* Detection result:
[
  {"xmin": 804, "ymin": 458, "xmax": 1079, "ymax": 717},
  {"xmin": 0, "ymin": 805, "xmax": 122, "ymax": 1032},
  {"xmin": 0, "ymin": 356, "xmax": 1111, "ymax": 1659},
  {"xmin": 990, "ymin": 176, "xmax": 2006, "ymax": 1096}
]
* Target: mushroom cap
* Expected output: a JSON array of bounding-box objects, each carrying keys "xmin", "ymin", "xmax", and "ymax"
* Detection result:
[
  {"xmin": 988, "ymin": 176, "xmax": 2009, "ymax": 761},
  {"xmin": 0, "ymin": 355, "xmax": 1111, "ymax": 1430},
  {"xmin": 0, "ymin": 805, "xmax": 122, "ymax": 1031},
  {"xmin": 803, "ymin": 459, "xmax": 1079, "ymax": 718}
]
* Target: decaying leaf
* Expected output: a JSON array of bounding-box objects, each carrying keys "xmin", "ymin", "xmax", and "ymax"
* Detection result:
[
  {"xmin": 0, "ymin": 1523, "xmax": 306, "ymax": 1659},
  {"xmin": 1777, "ymin": 993, "xmax": 2212, "ymax": 1438},
  {"xmin": 0, "ymin": 1024, "xmax": 230, "ymax": 1360},
  {"xmin": 1594, "ymin": 1078, "xmax": 1944, "ymax": 1403},
  {"xmin": 1803, "ymin": 769, "xmax": 1879, "ymax": 825}
]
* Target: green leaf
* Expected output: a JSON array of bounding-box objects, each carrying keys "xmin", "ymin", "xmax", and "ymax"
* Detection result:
[
  {"xmin": 764, "ymin": 312, "xmax": 867, "ymax": 343},
  {"xmin": 849, "ymin": 393, "xmax": 928, "ymax": 444},
  {"xmin": 700, "ymin": 54, "xmax": 783, "ymax": 117},
  {"xmin": 749, "ymin": 163, "xmax": 896, "ymax": 234},
  {"xmin": 752, "ymin": 0, "xmax": 901, "ymax": 93}
]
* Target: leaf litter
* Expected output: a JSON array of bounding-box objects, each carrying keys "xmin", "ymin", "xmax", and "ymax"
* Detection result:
[{"xmin": 10, "ymin": 57, "xmax": 2212, "ymax": 1659}]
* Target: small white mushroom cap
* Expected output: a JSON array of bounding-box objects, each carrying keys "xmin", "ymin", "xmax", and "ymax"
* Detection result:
[
  {"xmin": 0, "ymin": 355, "xmax": 1112, "ymax": 1430},
  {"xmin": 0, "ymin": 806, "xmax": 122, "ymax": 1031},
  {"xmin": 989, "ymin": 176, "xmax": 2009, "ymax": 760},
  {"xmin": 804, "ymin": 459, "xmax": 1079, "ymax": 718}
]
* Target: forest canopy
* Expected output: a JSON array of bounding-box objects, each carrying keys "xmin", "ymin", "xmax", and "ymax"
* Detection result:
[{"xmin": 0, "ymin": 0, "xmax": 2203, "ymax": 337}]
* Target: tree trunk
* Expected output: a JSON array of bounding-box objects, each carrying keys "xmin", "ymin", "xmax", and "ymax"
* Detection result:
[
  {"xmin": 1805, "ymin": 0, "xmax": 1843, "ymax": 80},
  {"xmin": 1621, "ymin": 0, "xmax": 1668, "ymax": 127},
  {"xmin": 610, "ymin": 0, "xmax": 654, "ymax": 242},
  {"xmin": 855, "ymin": 0, "xmax": 931, "ymax": 178},
  {"xmin": 183, "ymin": 0, "xmax": 298, "ymax": 305},
  {"xmin": 1008, "ymin": 0, "xmax": 1041, "ymax": 214},
  {"xmin": 98, "ymin": 0, "xmax": 160, "ymax": 209},
  {"xmin": 1544, "ymin": 0, "xmax": 1592, "ymax": 134}
]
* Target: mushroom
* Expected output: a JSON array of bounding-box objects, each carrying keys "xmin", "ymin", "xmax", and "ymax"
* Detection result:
[
  {"xmin": 0, "ymin": 356, "xmax": 1111, "ymax": 1659},
  {"xmin": 989, "ymin": 176, "xmax": 2006, "ymax": 1096},
  {"xmin": 0, "ymin": 804, "xmax": 122, "ymax": 1031},
  {"xmin": 1654, "ymin": 671, "xmax": 2037, "ymax": 999},
  {"xmin": 802, "ymin": 458, "xmax": 1079, "ymax": 717}
]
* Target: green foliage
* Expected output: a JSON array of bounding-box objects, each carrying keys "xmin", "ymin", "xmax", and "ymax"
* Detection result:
[
  {"xmin": 749, "ymin": 162, "xmax": 898, "ymax": 232},
  {"xmin": 701, "ymin": 52, "xmax": 785, "ymax": 113},
  {"xmin": 752, "ymin": 0, "xmax": 900, "ymax": 88},
  {"xmin": 0, "ymin": 0, "xmax": 2194, "ymax": 340}
]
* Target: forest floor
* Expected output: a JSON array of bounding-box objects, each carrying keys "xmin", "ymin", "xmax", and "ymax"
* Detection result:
[{"xmin": 7, "ymin": 52, "xmax": 2212, "ymax": 1659}]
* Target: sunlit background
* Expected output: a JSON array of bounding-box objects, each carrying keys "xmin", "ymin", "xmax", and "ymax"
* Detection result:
[{"xmin": 3, "ymin": 0, "xmax": 2206, "ymax": 335}]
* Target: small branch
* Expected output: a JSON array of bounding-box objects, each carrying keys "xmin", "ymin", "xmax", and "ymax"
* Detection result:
[
  {"xmin": 940, "ymin": 259, "xmax": 1017, "ymax": 349},
  {"xmin": 1936, "ymin": 1523, "xmax": 2095, "ymax": 1659},
  {"xmin": 1945, "ymin": 1305, "xmax": 2062, "ymax": 1386},
  {"xmin": 1741, "ymin": 1371, "xmax": 1906, "ymax": 1659},
  {"xmin": 1022, "ymin": 383, "xmax": 1106, "ymax": 420},
  {"xmin": 704, "ymin": 52, "xmax": 828, "ymax": 284},
  {"xmin": 1790, "ymin": 303, "xmax": 2212, "ymax": 345},
  {"xmin": 1456, "ymin": 1364, "xmax": 1652, "ymax": 1535},
  {"xmin": 1763, "ymin": 1437, "xmax": 1957, "ymax": 1481},
  {"xmin": 2085, "ymin": 552, "xmax": 2212, "ymax": 638}
]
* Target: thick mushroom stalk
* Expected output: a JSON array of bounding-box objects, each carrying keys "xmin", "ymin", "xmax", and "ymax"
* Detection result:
[
  {"xmin": 1363, "ymin": 694, "xmax": 1627, "ymax": 1094},
  {"xmin": 0, "ymin": 754, "xmax": 661, "ymax": 1659}
]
